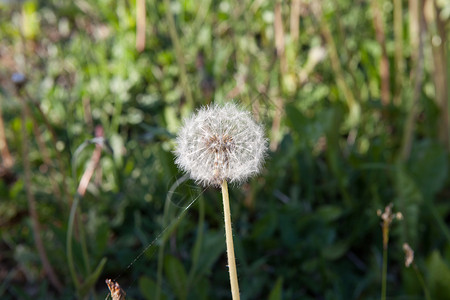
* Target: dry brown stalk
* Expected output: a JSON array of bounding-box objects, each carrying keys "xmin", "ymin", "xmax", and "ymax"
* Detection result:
[
  {"xmin": 136, "ymin": 0, "xmax": 146, "ymax": 52},
  {"xmin": 290, "ymin": 0, "xmax": 301, "ymax": 42},
  {"xmin": 371, "ymin": 0, "xmax": 391, "ymax": 106},
  {"xmin": 274, "ymin": 1, "xmax": 287, "ymax": 75},
  {"xmin": 77, "ymin": 126, "xmax": 104, "ymax": 196}
]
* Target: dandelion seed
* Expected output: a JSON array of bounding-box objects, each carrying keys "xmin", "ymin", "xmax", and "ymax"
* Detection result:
[{"xmin": 174, "ymin": 102, "xmax": 267, "ymax": 187}]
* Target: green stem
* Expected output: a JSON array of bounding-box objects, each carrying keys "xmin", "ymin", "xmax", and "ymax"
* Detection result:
[
  {"xmin": 413, "ymin": 263, "xmax": 431, "ymax": 300},
  {"xmin": 67, "ymin": 195, "xmax": 81, "ymax": 291},
  {"xmin": 79, "ymin": 212, "xmax": 91, "ymax": 275},
  {"xmin": 381, "ymin": 246, "xmax": 387, "ymax": 300},
  {"xmin": 221, "ymin": 180, "xmax": 240, "ymax": 300}
]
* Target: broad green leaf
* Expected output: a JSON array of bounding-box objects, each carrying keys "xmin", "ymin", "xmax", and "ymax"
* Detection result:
[
  {"xmin": 426, "ymin": 251, "xmax": 450, "ymax": 299},
  {"xmin": 139, "ymin": 276, "xmax": 167, "ymax": 300},
  {"xmin": 164, "ymin": 255, "xmax": 188, "ymax": 300}
]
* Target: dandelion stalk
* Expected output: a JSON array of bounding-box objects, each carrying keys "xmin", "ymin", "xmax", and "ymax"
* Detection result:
[
  {"xmin": 381, "ymin": 245, "xmax": 387, "ymax": 300},
  {"xmin": 221, "ymin": 179, "xmax": 240, "ymax": 300},
  {"xmin": 174, "ymin": 103, "xmax": 267, "ymax": 299},
  {"xmin": 377, "ymin": 204, "xmax": 402, "ymax": 300}
]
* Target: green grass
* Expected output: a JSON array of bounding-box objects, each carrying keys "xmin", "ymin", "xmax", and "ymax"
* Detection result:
[{"xmin": 0, "ymin": 0, "xmax": 449, "ymax": 299}]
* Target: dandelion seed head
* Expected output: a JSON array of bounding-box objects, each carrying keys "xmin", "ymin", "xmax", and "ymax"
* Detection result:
[{"xmin": 174, "ymin": 102, "xmax": 267, "ymax": 187}]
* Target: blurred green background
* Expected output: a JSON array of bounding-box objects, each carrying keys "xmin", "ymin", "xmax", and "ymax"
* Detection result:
[{"xmin": 1, "ymin": 0, "xmax": 450, "ymax": 299}]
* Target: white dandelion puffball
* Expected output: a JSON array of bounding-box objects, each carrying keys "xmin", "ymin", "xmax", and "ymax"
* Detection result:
[{"xmin": 174, "ymin": 103, "xmax": 267, "ymax": 187}]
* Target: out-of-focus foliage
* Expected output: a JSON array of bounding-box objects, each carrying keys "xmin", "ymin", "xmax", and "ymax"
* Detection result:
[{"xmin": 0, "ymin": 0, "xmax": 449, "ymax": 299}]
